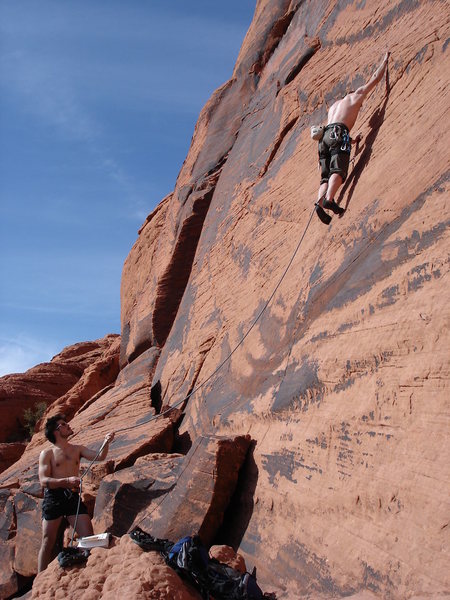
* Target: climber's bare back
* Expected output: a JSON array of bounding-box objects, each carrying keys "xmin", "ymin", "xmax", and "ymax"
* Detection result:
[{"xmin": 327, "ymin": 92, "xmax": 364, "ymax": 131}]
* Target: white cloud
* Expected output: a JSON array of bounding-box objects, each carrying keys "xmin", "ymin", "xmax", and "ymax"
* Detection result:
[{"xmin": 0, "ymin": 335, "xmax": 58, "ymax": 377}]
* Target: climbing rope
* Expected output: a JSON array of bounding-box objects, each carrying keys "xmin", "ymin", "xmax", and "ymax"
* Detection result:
[
  {"xmin": 115, "ymin": 204, "xmax": 316, "ymax": 434},
  {"xmin": 68, "ymin": 438, "xmax": 108, "ymax": 548},
  {"xmin": 67, "ymin": 205, "xmax": 316, "ymax": 547},
  {"xmin": 69, "ymin": 480, "xmax": 82, "ymax": 548}
]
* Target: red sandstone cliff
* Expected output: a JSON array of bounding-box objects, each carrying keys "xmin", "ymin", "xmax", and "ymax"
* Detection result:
[{"xmin": 1, "ymin": 1, "xmax": 449, "ymax": 598}]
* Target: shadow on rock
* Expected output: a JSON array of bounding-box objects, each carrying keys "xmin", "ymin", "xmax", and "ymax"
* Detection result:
[
  {"xmin": 214, "ymin": 440, "xmax": 258, "ymax": 550},
  {"xmin": 339, "ymin": 69, "xmax": 391, "ymax": 212}
]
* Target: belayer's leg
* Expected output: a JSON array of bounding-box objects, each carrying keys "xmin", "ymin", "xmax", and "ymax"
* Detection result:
[
  {"xmin": 67, "ymin": 513, "xmax": 93, "ymax": 539},
  {"xmin": 38, "ymin": 517, "xmax": 63, "ymax": 572}
]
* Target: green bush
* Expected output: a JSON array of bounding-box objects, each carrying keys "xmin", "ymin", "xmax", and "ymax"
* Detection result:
[{"xmin": 23, "ymin": 401, "xmax": 47, "ymax": 439}]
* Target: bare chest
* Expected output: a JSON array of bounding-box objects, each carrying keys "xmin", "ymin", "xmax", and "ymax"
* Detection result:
[{"xmin": 50, "ymin": 446, "xmax": 80, "ymax": 478}]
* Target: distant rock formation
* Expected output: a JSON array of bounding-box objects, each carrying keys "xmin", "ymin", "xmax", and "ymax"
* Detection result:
[
  {"xmin": 0, "ymin": 335, "xmax": 120, "ymax": 445},
  {"xmin": 1, "ymin": 1, "xmax": 449, "ymax": 598}
]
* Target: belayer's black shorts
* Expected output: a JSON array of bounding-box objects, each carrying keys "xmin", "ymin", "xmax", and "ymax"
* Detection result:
[{"xmin": 42, "ymin": 488, "xmax": 88, "ymax": 521}]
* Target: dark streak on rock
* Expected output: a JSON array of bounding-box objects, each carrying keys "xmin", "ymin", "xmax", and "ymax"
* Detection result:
[
  {"xmin": 378, "ymin": 284, "xmax": 400, "ymax": 308},
  {"xmin": 303, "ymin": 172, "xmax": 449, "ymax": 323},
  {"xmin": 153, "ymin": 164, "xmax": 226, "ymax": 348},
  {"xmin": 406, "ymin": 45, "xmax": 429, "ymax": 73},
  {"xmin": 407, "ymin": 262, "xmax": 442, "ymax": 292},
  {"xmin": 306, "ymin": 436, "xmax": 327, "ymax": 450},
  {"xmin": 232, "ymin": 243, "xmax": 253, "ymax": 277},
  {"xmin": 334, "ymin": 376, "xmax": 356, "ymax": 393},
  {"xmin": 238, "ymin": 529, "xmax": 261, "ymax": 558},
  {"xmin": 362, "ymin": 561, "xmax": 395, "ymax": 594},
  {"xmin": 262, "ymin": 450, "xmax": 322, "ymax": 486},
  {"xmin": 339, "ymin": 422, "xmax": 351, "ymax": 442},
  {"xmin": 251, "ymin": 9, "xmax": 297, "ymax": 77},
  {"xmin": 330, "ymin": 0, "xmax": 421, "ymax": 47},
  {"xmin": 283, "ymin": 41, "xmax": 320, "ymax": 87},
  {"xmin": 273, "ymin": 356, "xmax": 323, "ymax": 412},
  {"xmin": 276, "ymin": 540, "xmax": 356, "ymax": 596},
  {"xmin": 119, "ymin": 321, "xmax": 131, "ymax": 367},
  {"xmin": 260, "ymin": 116, "xmax": 299, "ymax": 177},
  {"xmin": 337, "ymin": 321, "xmax": 354, "ymax": 333},
  {"xmin": 309, "ymin": 262, "xmax": 323, "ymax": 285},
  {"xmin": 310, "ymin": 330, "xmax": 329, "ymax": 343}
]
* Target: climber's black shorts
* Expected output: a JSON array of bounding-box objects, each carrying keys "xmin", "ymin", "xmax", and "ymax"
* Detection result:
[
  {"xmin": 42, "ymin": 488, "xmax": 88, "ymax": 521},
  {"xmin": 318, "ymin": 123, "xmax": 351, "ymax": 184}
]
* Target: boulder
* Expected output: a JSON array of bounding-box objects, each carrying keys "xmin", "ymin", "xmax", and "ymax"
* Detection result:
[
  {"xmin": 13, "ymin": 492, "xmax": 42, "ymax": 577},
  {"xmin": 93, "ymin": 453, "xmax": 184, "ymax": 536},
  {"xmin": 30, "ymin": 535, "xmax": 201, "ymax": 599},
  {"xmin": 0, "ymin": 489, "xmax": 15, "ymax": 541},
  {"xmin": 0, "ymin": 490, "xmax": 18, "ymax": 598},
  {"xmin": 138, "ymin": 435, "xmax": 251, "ymax": 546},
  {"xmin": 0, "ymin": 541, "xmax": 17, "ymax": 599},
  {"xmin": 0, "ymin": 442, "xmax": 27, "ymax": 473},
  {"xmin": 209, "ymin": 544, "xmax": 247, "ymax": 575}
]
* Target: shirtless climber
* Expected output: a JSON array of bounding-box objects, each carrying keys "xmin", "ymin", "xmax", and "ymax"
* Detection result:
[
  {"xmin": 315, "ymin": 52, "xmax": 389, "ymax": 224},
  {"xmin": 38, "ymin": 414, "xmax": 114, "ymax": 571}
]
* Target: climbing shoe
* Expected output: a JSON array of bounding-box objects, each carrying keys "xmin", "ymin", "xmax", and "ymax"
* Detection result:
[
  {"xmin": 315, "ymin": 203, "xmax": 332, "ymax": 225},
  {"xmin": 57, "ymin": 547, "xmax": 90, "ymax": 568},
  {"xmin": 129, "ymin": 526, "xmax": 172, "ymax": 552},
  {"xmin": 323, "ymin": 199, "xmax": 345, "ymax": 215}
]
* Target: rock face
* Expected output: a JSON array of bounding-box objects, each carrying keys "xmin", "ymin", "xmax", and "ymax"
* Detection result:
[
  {"xmin": 93, "ymin": 434, "xmax": 251, "ymax": 546},
  {"xmin": 92, "ymin": 452, "xmax": 185, "ymax": 537},
  {"xmin": 1, "ymin": 1, "xmax": 449, "ymax": 599},
  {"xmin": 0, "ymin": 442, "xmax": 27, "ymax": 473},
  {"xmin": 136, "ymin": 435, "xmax": 252, "ymax": 546},
  {"xmin": 120, "ymin": 1, "xmax": 450, "ymax": 597}
]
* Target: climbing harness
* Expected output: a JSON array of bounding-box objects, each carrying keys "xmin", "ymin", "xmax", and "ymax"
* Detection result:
[{"xmin": 328, "ymin": 124, "xmax": 351, "ymax": 153}]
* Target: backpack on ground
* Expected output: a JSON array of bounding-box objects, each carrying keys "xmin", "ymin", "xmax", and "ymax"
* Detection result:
[{"xmin": 165, "ymin": 535, "xmax": 264, "ymax": 600}]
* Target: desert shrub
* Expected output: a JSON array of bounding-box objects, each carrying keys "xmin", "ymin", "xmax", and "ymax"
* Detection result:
[{"xmin": 23, "ymin": 401, "xmax": 47, "ymax": 439}]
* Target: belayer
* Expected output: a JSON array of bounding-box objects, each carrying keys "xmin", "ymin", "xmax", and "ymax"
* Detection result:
[
  {"xmin": 314, "ymin": 52, "xmax": 390, "ymax": 224},
  {"xmin": 38, "ymin": 414, "xmax": 114, "ymax": 571}
]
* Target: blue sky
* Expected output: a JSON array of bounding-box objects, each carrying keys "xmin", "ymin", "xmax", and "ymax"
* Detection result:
[{"xmin": 0, "ymin": 1, "xmax": 256, "ymax": 376}]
